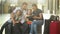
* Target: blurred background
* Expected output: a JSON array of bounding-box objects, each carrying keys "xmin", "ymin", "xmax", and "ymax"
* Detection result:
[
  {"xmin": 0, "ymin": 0, "xmax": 60, "ymax": 14},
  {"xmin": 0, "ymin": 0, "xmax": 60, "ymax": 34}
]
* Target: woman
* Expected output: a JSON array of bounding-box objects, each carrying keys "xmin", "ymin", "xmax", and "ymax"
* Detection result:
[{"xmin": 12, "ymin": 9, "xmax": 23, "ymax": 34}]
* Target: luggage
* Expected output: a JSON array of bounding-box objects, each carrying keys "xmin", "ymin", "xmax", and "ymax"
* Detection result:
[
  {"xmin": 44, "ymin": 15, "xmax": 58, "ymax": 34},
  {"xmin": 49, "ymin": 15, "xmax": 60, "ymax": 34},
  {"xmin": 58, "ymin": 21, "xmax": 60, "ymax": 34},
  {"xmin": 44, "ymin": 20, "xmax": 50, "ymax": 34},
  {"xmin": 50, "ymin": 21, "xmax": 58, "ymax": 34}
]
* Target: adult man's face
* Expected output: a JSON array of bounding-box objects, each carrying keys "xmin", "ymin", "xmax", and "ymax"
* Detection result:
[
  {"xmin": 32, "ymin": 6, "xmax": 37, "ymax": 11},
  {"xmin": 22, "ymin": 4, "xmax": 28, "ymax": 10}
]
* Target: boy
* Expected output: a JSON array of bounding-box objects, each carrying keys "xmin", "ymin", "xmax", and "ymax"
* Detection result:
[{"xmin": 0, "ymin": 12, "xmax": 15, "ymax": 34}]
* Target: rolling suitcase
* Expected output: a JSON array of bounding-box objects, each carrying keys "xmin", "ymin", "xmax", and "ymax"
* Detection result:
[
  {"xmin": 58, "ymin": 21, "xmax": 60, "ymax": 34},
  {"xmin": 44, "ymin": 20, "xmax": 50, "ymax": 34},
  {"xmin": 50, "ymin": 21, "xmax": 58, "ymax": 34}
]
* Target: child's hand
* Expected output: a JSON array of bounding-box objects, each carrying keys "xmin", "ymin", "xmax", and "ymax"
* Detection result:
[{"xmin": 33, "ymin": 16, "xmax": 37, "ymax": 19}]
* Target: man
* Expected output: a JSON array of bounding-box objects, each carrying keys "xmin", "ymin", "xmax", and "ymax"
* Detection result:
[
  {"xmin": 30, "ymin": 4, "xmax": 44, "ymax": 34},
  {"xmin": 21, "ymin": 2, "xmax": 28, "ymax": 24},
  {"xmin": 13, "ymin": 2, "xmax": 28, "ymax": 34},
  {"xmin": 20, "ymin": 2, "xmax": 28, "ymax": 34},
  {"xmin": 13, "ymin": 2, "xmax": 28, "ymax": 24}
]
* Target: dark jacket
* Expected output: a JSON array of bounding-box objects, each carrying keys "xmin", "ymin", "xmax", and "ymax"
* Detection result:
[
  {"xmin": 0, "ymin": 19, "xmax": 12, "ymax": 34},
  {"xmin": 12, "ymin": 23, "xmax": 22, "ymax": 34},
  {"xmin": 0, "ymin": 19, "xmax": 28, "ymax": 34}
]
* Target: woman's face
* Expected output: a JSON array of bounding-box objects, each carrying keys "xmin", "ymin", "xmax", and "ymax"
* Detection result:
[
  {"xmin": 16, "ymin": 11, "xmax": 21, "ymax": 16},
  {"xmin": 27, "ymin": 9, "xmax": 32, "ymax": 15}
]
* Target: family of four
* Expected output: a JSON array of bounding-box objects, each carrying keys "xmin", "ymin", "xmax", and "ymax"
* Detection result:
[{"xmin": 0, "ymin": 2, "xmax": 44, "ymax": 34}]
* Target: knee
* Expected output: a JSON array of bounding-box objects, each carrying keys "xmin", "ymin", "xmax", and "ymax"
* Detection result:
[{"xmin": 34, "ymin": 24, "xmax": 37, "ymax": 28}]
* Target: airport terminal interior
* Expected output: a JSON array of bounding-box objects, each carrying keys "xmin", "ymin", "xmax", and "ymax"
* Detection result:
[{"xmin": 0, "ymin": 0, "xmax": 60, "ymax": 34}]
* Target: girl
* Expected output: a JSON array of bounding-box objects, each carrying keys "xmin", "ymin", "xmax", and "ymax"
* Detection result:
[
  {"xmin": 12, "ymin": 10, "xmax": 23, "ymax": 34},
  {"xmin": 26, "ymin": 9, "xmax": 32, "ymax": 25},
  {"xmin": 26, "ymin": 9, "xmax": 32, "ymax": 33}
]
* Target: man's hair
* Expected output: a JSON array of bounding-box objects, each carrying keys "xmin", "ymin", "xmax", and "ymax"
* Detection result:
[
  {"xmin": 32, "ymin": 4, "xmax": 37, "ymax": 7},
  {"xmin": 22, "ymin": 2, "xmax": 28, "ymax": 5}
]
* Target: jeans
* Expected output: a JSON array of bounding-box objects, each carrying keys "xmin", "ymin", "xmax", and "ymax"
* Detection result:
[{"xmin": 30, "ymin": 20, "xmax": 43, "ymax": 34}]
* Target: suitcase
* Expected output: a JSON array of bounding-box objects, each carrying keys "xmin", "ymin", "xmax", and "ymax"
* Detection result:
[
  {"xmin": 58, "ymin": 21, "xmax": 60, "ymax": 34},
  {"xmin": 50, "ymin": 21, "xmax": 58, "ymax": 34},
  {"xmin": 44, "ymin": 20, "xmax": 50, "ymax": 34}
]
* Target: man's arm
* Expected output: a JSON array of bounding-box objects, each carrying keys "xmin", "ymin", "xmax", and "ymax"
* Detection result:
[{"xmin": 33, "ymin": 13, "xmax": 43, "ymax": 19}]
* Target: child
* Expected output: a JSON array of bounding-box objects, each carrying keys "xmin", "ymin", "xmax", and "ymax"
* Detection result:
[
  {"xmin": 26, "ymin": 9, "xmax": 32, "ymax": 17},
  {"xmin": 26, "ymin": 9, "xmax": 32, "ymax": 26},
  {"xmin": 26, "ymin": 9, "xmax": 32, "ymax": 33}
]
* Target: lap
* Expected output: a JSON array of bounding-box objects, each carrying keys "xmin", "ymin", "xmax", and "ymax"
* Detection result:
[{"xmin": 32, "ymin": 20, "xmax": 43, "ymax": 25}]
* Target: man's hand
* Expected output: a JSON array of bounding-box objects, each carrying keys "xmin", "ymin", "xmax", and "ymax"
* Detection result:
[{"xmin": 33, "ymin": 13, "xmax": 43, "ymax": 19}]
